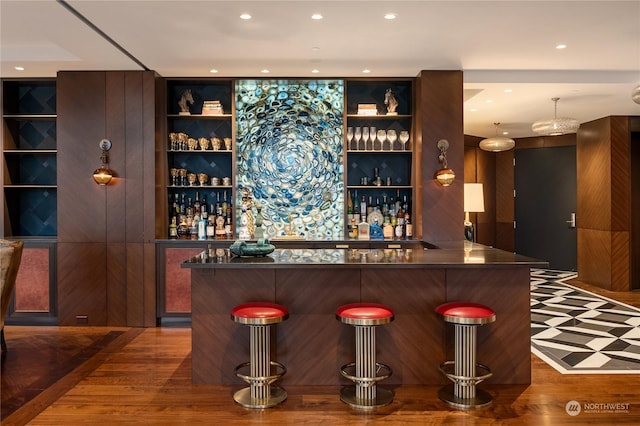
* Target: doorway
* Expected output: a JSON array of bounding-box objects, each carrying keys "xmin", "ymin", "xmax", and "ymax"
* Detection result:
[{"xmin": 514, "ymin": 146, "xmax": 577, "ymax": 271}]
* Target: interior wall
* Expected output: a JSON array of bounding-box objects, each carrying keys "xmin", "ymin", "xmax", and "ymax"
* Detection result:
[
  {"xmin": 57, "ymin": 71, "xmax": 158, "ymax": 326},
  {"xmin": 630, "ymin": 119, "xmax": 640, "ymax": 290}
]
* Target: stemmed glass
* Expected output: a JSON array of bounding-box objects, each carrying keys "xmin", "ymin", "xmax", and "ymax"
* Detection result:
[
  {"xmin": 354, "ymin": 127, "xmax": 362, "ymax": 150},
  {"xmin": 347, "ymin": 127, "xmax": 354, "ymax": 150},
  {"xmin": 376, "ymin": 129, "xmax": 387, "ymax": 151},
  {"xmin": 362, "ymin": 127, "xmax": 370, "ymax": 151},
  {"xmin": 386, "ymin": 129, "xmax": 397, "ymax": 151},
  {"xmin": 369, "ymin": 127, "xmax": 376, "ymax": 151},
  {"xmin": 399, "ymin": 130, "xmax": 410, "ymax": 151}
]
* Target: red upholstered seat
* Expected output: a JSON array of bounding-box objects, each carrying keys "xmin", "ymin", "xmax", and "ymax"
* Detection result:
[
  {"xmin": 336, "ymin": 303, "xmax": 394, "ymax": 326},
  {"xmin": 436, "ymin": 302, "xmax": 496, "ymax": 325},
  {"xmin": 231, "ymin": 302, "xmax": 289, "ymax": 325}
]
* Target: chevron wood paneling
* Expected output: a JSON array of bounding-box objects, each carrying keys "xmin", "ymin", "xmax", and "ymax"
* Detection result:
[
  {"xmin": 416, "ymin": 71, "xmax": 464, "ymax": 242},
  {"xmin": 191, "ymin": 264, "xmax": 531, "ymax": 386},
  {"xmin": 611, "ymin": 231, "xmax": 630, "ymax": 292},
  {"xmin": 57, "ymin": 242, "xmax": 107, "ymax": 325},
  {"xmin": 57, "ymin": 71, "xmax": 159, "ymax": 326},
  {"xmin": 276, "ymin": 268, "xmax": 360, "ymax": 386},
  {"xmin": 446, "ymin": 268, "xmax": 531, "ymax": 384},
  {"xmin": 610, "ymin": 116, "xmax": 631, "ymax": 232},
  {"xmin": 361, "ymin": 268, "xmax": 446, "ymax": 384},
  {"xmin": 577, "ymin": 228, "xmax": 612, "ymax": 289},
  {"xmin": 191, "ymin": 268, "xmax": 276, "ymax": 384}
]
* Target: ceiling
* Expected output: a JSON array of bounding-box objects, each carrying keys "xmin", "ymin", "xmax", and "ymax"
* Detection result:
[{"xmin": 1, "ymin": 0, "xmax": 639, "ymax": 138}]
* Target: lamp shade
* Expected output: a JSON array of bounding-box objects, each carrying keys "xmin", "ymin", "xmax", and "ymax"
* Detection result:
[
  {"xmin": 532, "ymin": 98, "xmax": 580, "ymax": 136},
  {"xmin": 633, "ymin": 84, "xmax": 640, "ymax": 104},
  {"xmin": 479, "ymin": 136, "xmax": 515, "ymax": 152},
  {"xmin": 93, "ymin": 166, "xmax": 113, "ymax": 185},
  {"xmin": 464, "ymin": 183, "xmax": 485, "ymax": 213}
]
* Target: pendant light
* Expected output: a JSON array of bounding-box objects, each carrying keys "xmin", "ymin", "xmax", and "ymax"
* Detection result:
[
  {"xmin": 531, "ymin": 97, "xmax": 580, "ymax": 136},
  {"xmin": 632, "ymin": 84, "xmax": 640, "ymax": 104},
  {"xmin": 479, "ymin": 123, "xmax": 515, "ymax": 152}
]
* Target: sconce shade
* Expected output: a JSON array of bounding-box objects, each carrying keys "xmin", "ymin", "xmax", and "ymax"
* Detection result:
[
  {"xmin": 93, "ymin": 166, "xmax": 113, "ymax": 185},
  {"xmin": 464, "ymin": 183, "xmax": 485, "ymax": 213},
  {"xmin": 435, "ymin": 168, "xmax": 456, "ymax": 186}
]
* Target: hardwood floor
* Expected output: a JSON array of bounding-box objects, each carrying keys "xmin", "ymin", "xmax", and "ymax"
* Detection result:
[{"xmin": 2, "ymin": 282, "xmax": 640, "ymax": 425}]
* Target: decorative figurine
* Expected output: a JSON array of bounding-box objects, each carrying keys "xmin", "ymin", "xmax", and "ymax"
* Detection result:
[
  {"xmin": 240, "ymin": 187, "xmax": 255, "ymax": 238},
  {"xmin": 384, "ymin": 88, "xmax": 398, "ymax": 115},
  {"xmin": 229, "ymin": 239, "xmax": 275, "ymax": 257},
  {"xmin": 254, "ymin": 203, "xmax": 264, "ymax": 240},
  {"xmin": 178, "ymin": 89, "xmax": 194, "ymax": 115}
]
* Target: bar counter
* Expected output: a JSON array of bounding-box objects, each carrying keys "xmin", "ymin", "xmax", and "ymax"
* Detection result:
[{"xmin": 183, "ymin": 242, "xmax": 547, "ymax": 386}]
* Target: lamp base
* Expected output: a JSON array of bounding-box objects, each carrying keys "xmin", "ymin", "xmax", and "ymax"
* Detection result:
[{"xmin": 464, "ymin": 223, "xmax": 474, "ymax": 242}]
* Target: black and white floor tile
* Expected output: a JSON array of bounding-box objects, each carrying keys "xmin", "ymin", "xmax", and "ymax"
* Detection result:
[{"xmin": 530, "ymin": 269, "xmax": 640, "ymax": 374}]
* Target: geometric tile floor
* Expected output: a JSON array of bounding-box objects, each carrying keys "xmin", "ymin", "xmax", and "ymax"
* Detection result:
[{"xmin": 530, "ymin": 269, "xmax": 640, "ymax": 374}]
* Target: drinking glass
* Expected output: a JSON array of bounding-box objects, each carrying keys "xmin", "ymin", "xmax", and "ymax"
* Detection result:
[
  {"xmin": 369, "ymin": 127, "xmax": 376, "ymax": 150},
  {"xmin": 386, "ymin": 129, "xmax": 397, "ymax": 151},
  {"xmin": 354, "ymin": 127, "xmax": 362, "ymax": 150},
  {"xmin": 399, "ymin": 130, "xmax": 410, "ymax": 151},
  {"xmin": 376, "ymin": 129, "xmax": 386, "ymax": 151},
  {"xmin": 362, "ymin": 127, "xmax": 370, "ymax": 151},
  {"xmin": 347, "ymin": 127, "xmax": 354, "ymax": 150}
]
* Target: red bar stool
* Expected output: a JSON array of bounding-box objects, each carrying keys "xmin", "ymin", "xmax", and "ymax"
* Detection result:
[
  {"xmin": 436, "ymin": 301, "xmax": 496, "ymax": 409},
  {"xmin": 336, "ymin": 302, "xmax": 394, "ymax": 409},
  {"xmin": 231, "ymin": 302, "xmax": 289, "ymax": 408}
]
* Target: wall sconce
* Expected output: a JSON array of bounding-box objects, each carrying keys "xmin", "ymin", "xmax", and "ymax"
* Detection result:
[
  {"xmin": 92, "ymin": 139, "xmax": 113, "ymax": 185},
  {"xmin": 434, "ymin": 139, "xmax": 455, "ymax": 186}
]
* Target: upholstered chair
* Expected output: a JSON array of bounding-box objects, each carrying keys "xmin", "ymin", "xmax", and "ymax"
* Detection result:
[{"xmin": 1, "ymin": 239, "xmax": 24, "ymax": 352}]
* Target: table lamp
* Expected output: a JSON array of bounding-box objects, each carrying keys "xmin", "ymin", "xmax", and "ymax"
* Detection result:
[{"xmin": 464, "ymin": 183, "xmax": 485, "ymax": 242}]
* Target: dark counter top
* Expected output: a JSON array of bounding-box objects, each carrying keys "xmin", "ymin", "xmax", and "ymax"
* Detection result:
[{"xmin": 181, "ymin": 240, "xmax": 548, "ymax": 269}]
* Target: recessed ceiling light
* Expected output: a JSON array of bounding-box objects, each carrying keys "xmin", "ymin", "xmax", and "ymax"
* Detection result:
[
  {"xmin": 384, "ymin": 13, "xmax": 397, "ymax": 20},
  {"xmin": 311, "ymin": 46, "xmax": 320, "ymax": 51},
  {"xmin": 311, "ymin": 13, "xmax": 323, "ymax": 20},
  {"xmin": 240, "ymin": 13, "xmax": 252, "ymax": 20},
  {"xmin": 261, "ymin": 69, "xmax": 270, "ymax": 74},
  {"xmin": 311, "ymin": 69, "xmax": 320, "ymax": 74},
  {"xmin": 362, "ymin": 69, "xmax": 371, "ymax": 74},
  {"xmin": 470, "ymin": 108, "xmax": 478, "ymax": 112},
  {"xmin": 556, "ymin": 44, "xmax": 567, "ymax": 49},
  {"xmin": 504, "ymin": 88, "xmax": 512, "ymax": 93},
  {"xmin": 14, "ymin": 66, "xmax": 24, "ymax": 71},
  {"xmin": 502, "ymin": 131, "xmax": 510, "ymax": 135},
  {"xmin": 486, "ymin": 99, "xmax": 493, "ymax": 103},
  {"xmin": 209, "ymin": 69, "xmax": 218, "ymax": 74}
]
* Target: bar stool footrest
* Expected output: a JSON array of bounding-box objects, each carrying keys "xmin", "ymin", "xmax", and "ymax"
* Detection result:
[
  {"xmin": 234, "ymin": 361, "xmax": 287, "ymax": 386},
  {"xmin": 438, "ymin": 360, "xmax": 492, "ymax": 386},
  {"xmin": 340, "ymin": 362, "xmax": 392, "ymax": 386},
  {"xmin": 438, "ymin": 384, "xmax": 492, "ymax": 409}
]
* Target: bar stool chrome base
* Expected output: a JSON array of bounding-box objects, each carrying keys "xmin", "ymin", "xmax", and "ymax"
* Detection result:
[
  {"xmin": 438, "ymin": 360, "xmax": 493, "ymax": 409},
  {"xmin": 340, "ymin": 361, "xmax": 393, "ymax": 409},
  {"xmin": 234, "ymin": 360, "xmax": 287, "ymax": 408},
  {"xmin": 438, "ymin": 384, "xmax": 492, "ymax": 409}
]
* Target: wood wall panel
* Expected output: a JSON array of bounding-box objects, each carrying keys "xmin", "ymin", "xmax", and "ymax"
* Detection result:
[
  {"xmin": 276, "ymin": 269, "xmax": 360, "ymax": 386},
  {"xmin": 57, "ymin": 242, "xmax": 106, "ymax": 325},
  {"xmin": 577, "ymin": 118, "xmax": 611, "ymax": 231},
  {"xmin": 416, "ymin": 71, "xmax": 464, "ymax": 242},
  {"xmin": 577, "ymin": 228, "xmax": 612, "ymax": 289},
  {"xmin": 611, "ymin": 231, "xmax": 630, "ymax": 292},
  {"xmin": 611, "ymin": 116, "xmax": 631, "ymax": 231},
  {"xmin": 495, "ymin": 150, "xmax": 514, "ymax": 252},
  {"xmin": 191, "ymin": 268, "xmax": 276, "ymax": 384},
  {"xmin": 361, "ymin": 268, "xmax": 446, "ymax": 384},
  {"xmin": 57, "ymin": 71, "xmax": 158, "ymax": 326},
  {"xmin": 57, "ymin": 72, "xmax": 107, "ymax": 243}
]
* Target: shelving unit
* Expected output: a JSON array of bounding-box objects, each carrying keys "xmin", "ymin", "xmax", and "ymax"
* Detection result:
[
  {"xmin": 2, "ymin": 79, "xmax": 57, "ymax": 237},
  {"xmin": 164, "ymin": 79, "xmax": 235, "ymax": 239},
  {"xmin": 344, "ymin": 79, "xmax": 414, "ymax": 232}
]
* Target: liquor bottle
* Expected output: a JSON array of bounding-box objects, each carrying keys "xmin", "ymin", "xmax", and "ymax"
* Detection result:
[
  {"xmin": 395, "ymin": 201, "xmax": 405, "ymax": 239},
  {"xmin": 197, "ymin": 216, "xmax": 207, "ymax": 240},
  {"xmin": 367, "ymin": 196, "xmax": 373, "ymax": 216},
  {"xmin": 405, "ymin": 214, "xmax": 413, "ymax": 239},
  {"xmin": 180, "ymin": 193, "xmax": 186, "ymax": 215},
  {"xmin": 357, "ymin": 218, "xmax": 370, "ymax": 240},
  {"xmin": 349, "ymin": 217, "xmax": 358, "ymax": 239},
  {"xmin": 347, "ymin": 191, "xmax": 353, "ymax": 215},
  {"xmin": 360, "ymin": 196, "xmax": 367, "ymax": 222},
  {"xmin": 370, "ymin": 218, "xmax": 383, "ymax": 240},
  {"xmin": 201, "ymin": 194, "xmax": 208, "ymax": 219},
  {"xmin": 383, "ymin": 215, "xmax": 394, "ymax": 239},
  {"xmin": 168, "ymin": 216, "xmax": 178, "ymax": 239},
  {"xmin": 194, "ymin": 191, "xmax": 201, "ymax": 215},
  {"xmin": 369, "ymin": 167, "xmax": 382, "ymax": 186}
]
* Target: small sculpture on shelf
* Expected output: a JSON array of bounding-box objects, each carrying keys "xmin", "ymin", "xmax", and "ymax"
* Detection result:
[
  {"xmin": 229, "ymin": 239, "xmax": 275, "ymax": 257},
  {"xmin": 178, "ymin": 89, "xmax": 194, "ymax": 115},
  {"xmin": 240, "ymin": 187, "xmax": 255, "ymax": 237},
  {"xmin": 384, "ymin": 88, "xmax": 398, "ymax": 116}
]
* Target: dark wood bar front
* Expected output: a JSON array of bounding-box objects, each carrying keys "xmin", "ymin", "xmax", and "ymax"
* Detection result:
[{"xmin": 183, "ymin": 242, "xmax": 546, "ymax": 386}]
